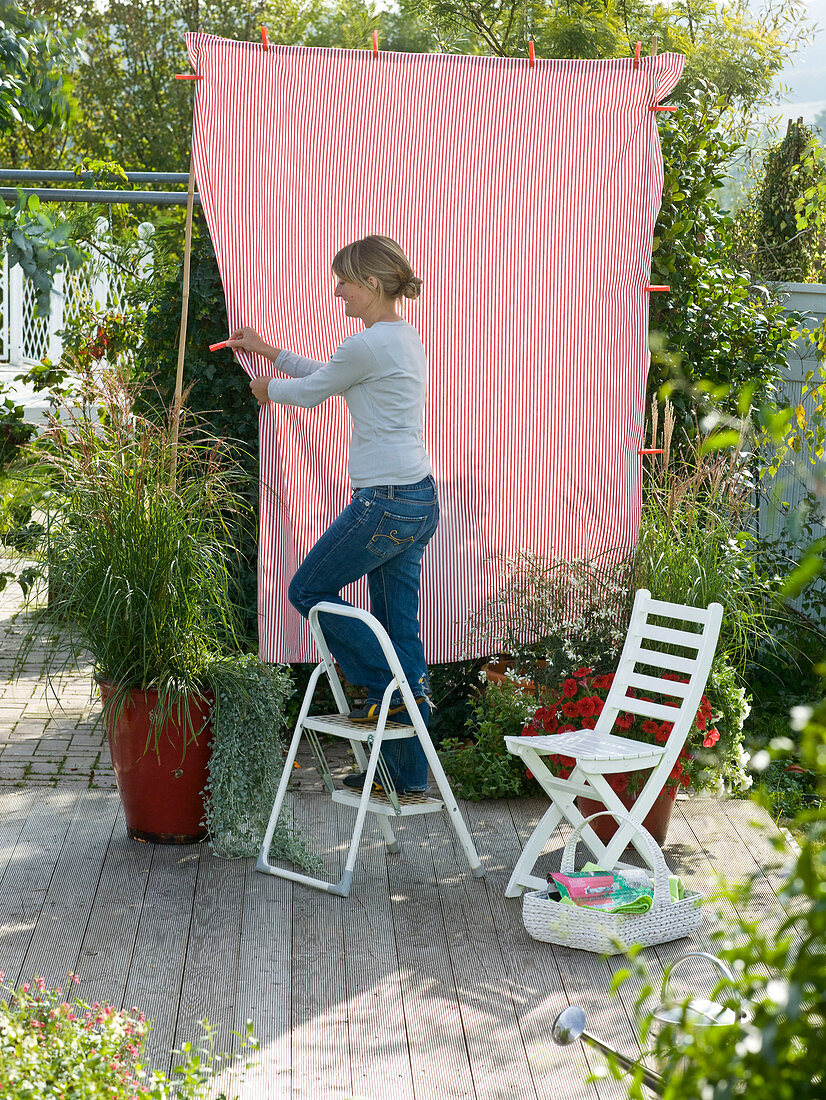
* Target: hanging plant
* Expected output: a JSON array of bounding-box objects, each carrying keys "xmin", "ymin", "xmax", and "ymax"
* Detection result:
[{"xmin": 203, "ymin": 653, "xmax": 322, "ymax": 872}]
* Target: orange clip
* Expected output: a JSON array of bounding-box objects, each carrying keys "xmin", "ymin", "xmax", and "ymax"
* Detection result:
[
  {"xmin": 633, "ymin": 42, "xmax": 641, "ymax": 69},
  {"xmin": 651, "ymin": 105, "xmax": 678, "ymax": 112},
  {"xmin": 209, "ymin": 340, "xmax": 229, "ymax": 351},
  {"xmin": 174, "ymin": 74, "xmax": 202, "ymax": 80},
  {"xmin": 372, "ymin": 30, "xmax": 378, "ymax": 58},
  {"xmin": 528, "ymin": 41, "xmax": 535, "ymax": 68},
  {"xmin": 261, "ymin": 25, "xmax": 269, "ymax": 51},
  {"xmin": 645, "ymin": 285, "xmax": 670, "ymax": 292}
]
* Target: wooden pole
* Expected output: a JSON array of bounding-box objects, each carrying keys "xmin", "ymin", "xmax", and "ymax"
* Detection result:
[
  {"xmin": 170, "ymin": 73, "xmax": 198, "ymax": 488},
  {"xmin": 651, "ymin": 34, "xmax": 658, "ymax": 57}
]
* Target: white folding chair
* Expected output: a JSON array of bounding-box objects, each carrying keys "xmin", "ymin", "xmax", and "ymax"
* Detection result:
[
  {"xmin": 257, "ymin": 601, "xmax": 485, "ymax": 896},
  {"xmin": 503, "ymin": 588, "xmax": 723, "ymax": 897}
]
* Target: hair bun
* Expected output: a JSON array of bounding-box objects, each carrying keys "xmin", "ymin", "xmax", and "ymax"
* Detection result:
[{"xmin": 401, "ymin": 275, "xmax": 423, "ymax": 301}]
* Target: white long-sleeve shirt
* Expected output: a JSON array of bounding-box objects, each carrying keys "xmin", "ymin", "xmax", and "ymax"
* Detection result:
[{"xmin": 267, "ymin": 320, "xmax": 433, "ymax": 488}]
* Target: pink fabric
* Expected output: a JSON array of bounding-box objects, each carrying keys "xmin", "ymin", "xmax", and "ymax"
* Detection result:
[{"xmin": 185, "ymin": 34, "xmax": 684, "ymax": 663}]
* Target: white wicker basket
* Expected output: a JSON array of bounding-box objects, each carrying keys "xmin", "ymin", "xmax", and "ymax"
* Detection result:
[{"xmin": 522, "ymin": 811, "xmax": 702, "ymax": 955}]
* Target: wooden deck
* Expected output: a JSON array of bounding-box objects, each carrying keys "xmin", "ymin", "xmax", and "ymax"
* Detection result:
[{"xmin": 0, "ymin": 786, "xmax": 796, "ymax": 1099}]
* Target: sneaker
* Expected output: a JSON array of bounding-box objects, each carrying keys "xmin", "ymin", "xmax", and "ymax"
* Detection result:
[
  {"xmin": 342, "ymin": 771, "xmax": 429, "ymax": 797},
  {"xmin": 342, "ymin": 771, "xmax": 381, "ymax": 792},
  {"xmin": 348, "ymin": 701, "xmax": 406, "ymax": 723}
]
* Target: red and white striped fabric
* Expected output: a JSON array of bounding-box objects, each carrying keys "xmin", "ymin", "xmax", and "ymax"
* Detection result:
[{"xmin": 185, "ymin": 33, "xmax": 684, "ymax": 664}]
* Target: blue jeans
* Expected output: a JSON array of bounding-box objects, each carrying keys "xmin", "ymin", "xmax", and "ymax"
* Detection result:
[{"xmin": 288, "ymin": 476, "xmax": 439, "ymax": 792}]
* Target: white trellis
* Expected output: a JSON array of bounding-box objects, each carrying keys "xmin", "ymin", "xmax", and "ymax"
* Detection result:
[{"xmin": 0, "ymin": 219, "xmax": 154, "ymax": 417}]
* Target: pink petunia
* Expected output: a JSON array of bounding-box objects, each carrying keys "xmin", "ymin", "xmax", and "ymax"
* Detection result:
[{"xmin": 702, "ymin": 729, "xmax": 720, "ymax": 748}]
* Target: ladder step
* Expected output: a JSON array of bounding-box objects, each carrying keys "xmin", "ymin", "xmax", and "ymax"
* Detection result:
[
  {"xmin": 303, "ymin": 713, "xmax": 419, "ymax": 740},
  {"xmin": 331, "ymin": 788, "xmax": 445, "ymax": 816}
]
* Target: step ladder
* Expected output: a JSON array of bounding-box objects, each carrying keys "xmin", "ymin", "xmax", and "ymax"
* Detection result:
[{"xmin": 257, "ymin": 601, "xmax": 485, "ymax": 896}]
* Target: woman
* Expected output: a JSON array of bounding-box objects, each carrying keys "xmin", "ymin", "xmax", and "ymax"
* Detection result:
[{"xmin": 227, "ymin": 234, "xmax": 437, "ymax": 795}]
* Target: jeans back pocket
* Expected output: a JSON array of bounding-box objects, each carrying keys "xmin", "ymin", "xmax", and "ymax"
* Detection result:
[{"xmin": 367, "ymin": 511, "xmax": 429, "ymax": 559}]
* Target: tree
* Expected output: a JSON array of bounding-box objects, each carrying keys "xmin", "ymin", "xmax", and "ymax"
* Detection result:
[
  {"xmin": 0, "ymin": 4, "xmax": 84, "ymax": 309},
  {"xmin": 0, "ymin": 2, "xmax": 78, "ymax": 136},
  {"xmin": 418, "ymin": 0, "xmax": 813, "ymax": 136},
  {"xmin": 6, "ymin": 1, "xmax": 437, "ymax": 172}
]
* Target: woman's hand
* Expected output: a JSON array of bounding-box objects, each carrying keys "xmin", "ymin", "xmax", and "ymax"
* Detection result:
[
  {"xmin": 226, "ymin": 326, "xmax": 268, "ymax": 358},
  {"xmin": 250, "ymin": 376, "xmax": 273, "ymax": 406}
]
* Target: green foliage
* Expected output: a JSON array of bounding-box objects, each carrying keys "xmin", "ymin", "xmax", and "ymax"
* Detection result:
[
  {"xmin": 135, "ymin": 228, "xmax": 259, "ymax": 640},
  {"xmin": 26, "ymin": 368, "xmax": 252, "ymax": 744},
  {"xmin": 619, "ymin": 682, "xmax": 826, "ymax": 1100},
  {"xmin": 634, "ymin": 402, "xmax": 782, "ymax": 673},
  {"xmin": 0, "ymin": 972, "xmax": 257, "ymax": 1099},
  {"xmin": 733, "ymin": 121, "xmax": 826, "ymax": 284},
  {"xmin": 203, "ymin": 653, "xmax": 322, "ymax": 872},
  {"xmin": 439, "ymin": 677, "xmax": 537, "ymax": 800},
  {"xmin": 0, "ymin": 383, "xmax": 35, "ymax": 470},
  {"xmin": 0, "ymin": 190, "xmax": 86, "ymax": 313},
  {"xmin": 650, "ymin": 96, "xmax": 798, "ymax": 422},
  {"xmin": 0, "ymin": 3, "xmax": 78, "ymax": 135},
  {"xmin": 419, "ymin": 0, "xmax": 806, "ymax": 129}
]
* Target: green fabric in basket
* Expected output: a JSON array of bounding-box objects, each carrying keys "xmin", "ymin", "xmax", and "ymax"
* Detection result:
[{"xmin": 555, "ymin": 863, "xmax": 685, "ymax": 914}]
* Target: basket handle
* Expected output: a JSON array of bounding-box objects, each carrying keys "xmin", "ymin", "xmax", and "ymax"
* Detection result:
[{"xmin": 560, "ymin": 810, "xmax": 671, "ymax": 909}]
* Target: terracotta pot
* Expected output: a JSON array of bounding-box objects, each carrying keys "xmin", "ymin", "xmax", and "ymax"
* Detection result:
[
  {"xmin": 482, "ymin": 660, "xmax": 546, "ymax": 695},
  {"xmin": 576, "ymin": 789, "xmax": 676, "ymax": 848},
  {"xmin": 99, "ymin": 683, "xmax": 213, "ymax": 844}
]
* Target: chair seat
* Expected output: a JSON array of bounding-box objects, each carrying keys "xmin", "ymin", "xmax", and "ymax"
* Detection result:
[{"xmin": 506, "ymin": 729, "xmax": 668, "ymax": 762}]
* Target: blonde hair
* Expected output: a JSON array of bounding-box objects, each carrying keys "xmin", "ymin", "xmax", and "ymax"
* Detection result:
[{"xmin": 331, "ymin": 235, "xmax": 422, "ymax": 301}]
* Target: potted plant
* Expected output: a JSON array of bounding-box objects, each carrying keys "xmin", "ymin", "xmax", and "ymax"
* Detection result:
[
  {"xmin": 519, "ymin": 666, "xmax": 722, "ymax": 844},
  {"xmin": 27, "ymin": 369, "xmax": 249, "ymax": 843}
]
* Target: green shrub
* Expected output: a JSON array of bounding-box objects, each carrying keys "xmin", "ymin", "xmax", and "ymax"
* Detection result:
[
  {"xmin": 0, "ymin": 972, "xmax": 257, "ymax": 1099},
  {"xmin": 439, "ymin": 678, "xmax": 538, "ymax": 801}
]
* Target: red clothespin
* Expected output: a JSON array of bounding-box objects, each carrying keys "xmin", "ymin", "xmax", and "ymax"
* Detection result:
[
  {"xmin": 638, "ymin": 449, "xmax": 664, "ymax": 455},
  {"xmin": 372, "ymin": 30, "xmax": 378, "ymax": 58},
  {"xmin": 633, "ymin": 41, "xmax": 641, "ymax": 69},
  {"xmin": 645, "ymin": 285, "xmax": 670, "ymax": 291},
  {"xmin": 651, "ymin": 105, "xmax": 678, "ymax": 112},
  {"xmin": 209, "ymin": 340, "xmax": 229, "ymax": 351},
  {"xmin": 261, "ymin": 26, "xmax": 269, "ymax": 52},
  {"xmin": 175, "ymin": 74, "xmax": 203, "ymax": 80},
  {"xmin": 528, "ymin": 41, "xmax": 535, "ymax": 68}
]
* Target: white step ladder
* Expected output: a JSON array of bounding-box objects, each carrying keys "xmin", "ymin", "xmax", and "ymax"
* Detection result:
[{"xmin": 257, "ymin": 601, "xmax": 486, "ymax": 896}]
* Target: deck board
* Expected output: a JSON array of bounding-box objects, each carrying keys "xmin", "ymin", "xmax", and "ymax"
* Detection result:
[{"xmin": 0, "ymin": 787, "xmax": 806, "ymax": 1099}]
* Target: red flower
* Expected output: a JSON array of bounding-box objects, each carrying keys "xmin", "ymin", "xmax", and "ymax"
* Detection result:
[
  {"xmin": 577, "ymin": 696, "xmax": 596, "ymax": 718},
  {"xmin": 558, "ymin": 724, "xmax": 576, "ymax": 734},
  {"xmin": 591, "ymin": 696, "xmax": 605, "ymax": 715},
  {"xmin": 561, "ymin": 701, "xmax": 579, "ymax": 718},
  {"xmin": 562, "ymin": 678, "xmax": 578, "ymax": 698},
  {"xmin": 695, "ymin": 713, "xmax": 707, "ymax": 731},
  {"xmin": 542, "ymin": 715, "xmax": 559, "ymax": 734},
  {"xmin": 592, "ymin": 673, "xmax": 614, "ymax": 691},
  {"xmin": 521, "ymin": 722, "xmax": 539, "ymax": 737},
  {"xmin": 655, "ymin": 727, "xmax": 669, "ymax": 743},
  {"xmin": 610, "ymin": 772, "xmax": 628, "ymax": 793},
  {"xmin": 641, "ymin": 719, "xmax": 659, "ymax": 736},
  {"xmin": 572, "ymin": 667, "xmax": 593, "ymax": 678},
  {"xmin": 702, "ymin": 728, "xmax": 720, "ymax": 748},
  {"xmin": 581, "ymin": 717, "xmax": 597, "ymax": 729},
  {"xmin": 615, "ymin": 713, "xmax": 634, "ymax": 730},
  {"xmin": 680, "ymin": 772, "xmax": 691, "ymax": 787}
]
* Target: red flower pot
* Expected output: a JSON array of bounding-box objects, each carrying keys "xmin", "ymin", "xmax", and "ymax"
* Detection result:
[
  {"xmin": 576, "ymin": 789, "xmax": 675, "ymax": 848},
  {"xmin": 99, "ymin": 683, "xmax": 213, "ymax": 844}
]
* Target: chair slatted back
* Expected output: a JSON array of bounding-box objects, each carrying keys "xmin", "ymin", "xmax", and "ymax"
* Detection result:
[{"xmin": 594, "ymin": 589, "xmax": 723, "ymax": 774}]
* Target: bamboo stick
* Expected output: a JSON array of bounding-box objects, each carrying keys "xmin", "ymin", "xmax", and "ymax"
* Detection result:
[{"xmin": 171, "ymin": 70, "xmax": 199, "ymax": 487}]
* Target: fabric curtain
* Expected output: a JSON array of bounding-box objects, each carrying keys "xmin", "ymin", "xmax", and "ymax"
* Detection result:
[{"xmin": 185, "ymin": 33, "xmax": 684, "ymax": 663}]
